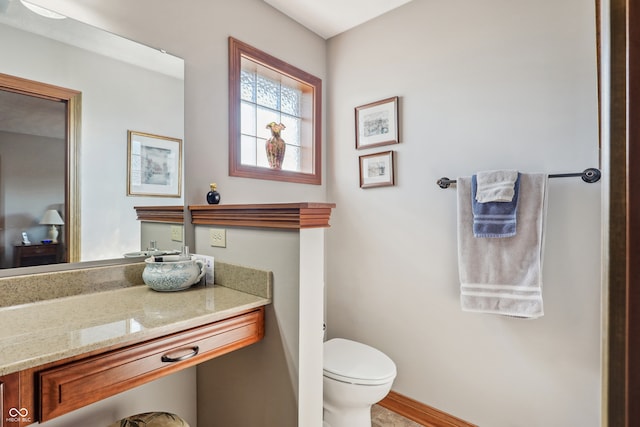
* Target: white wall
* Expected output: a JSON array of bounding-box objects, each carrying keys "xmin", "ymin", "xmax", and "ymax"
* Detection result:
[
  {"xmin": 195, "ymin": 227, "xmax": 301, "ymax": 427},
  {"xmin": 0, "ymin": 22, "xmax": 184, "ymax": 261},
  {"xmin": 140, "ymin": 222, "xmax": 184, "ymax": 253},
  {"xmin": 326, "ymin": 1, "xmax": 601, "ymax": 426},
  {"xmin": 192, "ymin": 226, "xmax": 324, "ymax": 427}
]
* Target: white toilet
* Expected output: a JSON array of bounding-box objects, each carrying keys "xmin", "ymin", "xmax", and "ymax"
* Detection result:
[{"xmin": 322, "ymin": 338, "xmax": 397, "ymax": 427}]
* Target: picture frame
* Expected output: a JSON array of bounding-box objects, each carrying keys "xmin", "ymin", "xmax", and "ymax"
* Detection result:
[
  {"xmin": 359, "ymin": 150, "xmax": 395, "ymax": 188},
  {"xmin": 127, "ymin": 130, "xmax": 182, "ymax": 197},
  {"xmin": 355, "ymin": 96, "xmax": 399, "ymax": 149}
]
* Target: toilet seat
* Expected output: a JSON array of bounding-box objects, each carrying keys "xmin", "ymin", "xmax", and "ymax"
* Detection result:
[{"xmin": 323, "ymin": 338, "xmax": 396, "ymax": 386}]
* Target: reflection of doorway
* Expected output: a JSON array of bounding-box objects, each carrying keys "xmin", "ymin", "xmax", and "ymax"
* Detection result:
[
  {"xmin": 0, "ymin": 72, "xmax": 81, "ymax": 264},
  {"xmin": 0, "ymin": 156, "xmax": 3, "ymax": 265},
  {"xmin": 0, "ymin": 90, "xmax": 66, "ymax": 268}
]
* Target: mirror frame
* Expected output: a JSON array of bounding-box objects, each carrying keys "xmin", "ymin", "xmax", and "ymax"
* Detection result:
[{"xmin": 0, "ymin": 72, "xmax": 81, "ymax": 262}]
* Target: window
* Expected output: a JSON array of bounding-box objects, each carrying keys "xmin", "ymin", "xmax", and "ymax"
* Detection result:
[{"xmin": 229, "ymin": 37, "xmax": 322, "ymax": 184}]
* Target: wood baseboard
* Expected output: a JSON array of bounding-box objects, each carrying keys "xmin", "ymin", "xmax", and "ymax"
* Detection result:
[{"xmin": 378, "ymin": 391, "xmax": 477, "ymax": 427}]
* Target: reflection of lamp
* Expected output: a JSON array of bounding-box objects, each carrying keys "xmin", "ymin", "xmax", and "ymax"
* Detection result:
[
  {"xmin": 19, "ymin": 0, "xmax": 66, "ymax": 19},
  {"xmin": 40, "ymin": 210, "xmax": 64, "ymax": 243}
]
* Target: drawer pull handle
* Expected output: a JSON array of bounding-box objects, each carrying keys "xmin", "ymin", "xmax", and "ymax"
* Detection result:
[{"xmin": 161, "ymin": 346, "xmax": 199, "ymax": 363}]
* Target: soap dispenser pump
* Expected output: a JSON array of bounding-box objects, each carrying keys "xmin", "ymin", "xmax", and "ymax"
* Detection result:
[{"xmin": 206, "ymin": 183, "xmax": 221, "ymax": 204}]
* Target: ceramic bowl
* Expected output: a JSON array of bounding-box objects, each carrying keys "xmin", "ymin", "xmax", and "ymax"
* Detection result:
[{"xmin": 143, "ymin": 255, "xmax": 205, "ymax": 292}]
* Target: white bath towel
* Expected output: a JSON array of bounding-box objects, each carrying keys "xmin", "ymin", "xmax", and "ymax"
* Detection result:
[
  {"xmin": 475, "ymin": 169, "xmax": 519, "ymax": 202},
  {"xmin": 457, "ymin": 173, "xmax": 548, "ymax": 318}
]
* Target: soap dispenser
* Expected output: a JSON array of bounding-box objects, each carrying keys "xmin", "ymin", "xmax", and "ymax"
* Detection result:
[{"xmin": 206, "ymin": 183, "xmax": 221, "ymax": 204}]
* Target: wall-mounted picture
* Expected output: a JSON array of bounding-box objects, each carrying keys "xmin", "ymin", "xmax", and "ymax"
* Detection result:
[
  {"xmin": 127, "ymin": 130, "xmax": 182, "ymax": 197},
  {"xmin": 359, "ymin": 150, "xmax": 395, "ymax": 188},
  {"xmin": 355, "ymin": 96, "xmax": 399, "ymax": 149}
]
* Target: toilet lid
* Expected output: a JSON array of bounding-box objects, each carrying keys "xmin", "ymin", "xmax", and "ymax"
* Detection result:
[{"xmin": 323, "ymin": 338, "xmax": 396, "ymax": 385}]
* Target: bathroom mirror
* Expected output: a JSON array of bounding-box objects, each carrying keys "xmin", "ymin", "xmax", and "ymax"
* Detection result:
[{"xmin": 0, "ymin": 0, "xmax": 184, "ymax": 274}]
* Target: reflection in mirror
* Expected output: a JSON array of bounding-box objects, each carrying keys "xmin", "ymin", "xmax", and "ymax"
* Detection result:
[
  {"xmin": 0, "ymin": 71, "xmax": 81, "ymax": 269},
  {"xmin": 0, "ymin": 84, "xmax": 70, "ymax": 268},
  {"xmin": 0, "ymin": 0, "xmax": 184, "ymax": 274}
]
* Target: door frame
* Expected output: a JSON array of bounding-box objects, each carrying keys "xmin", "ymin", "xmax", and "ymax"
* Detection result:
[
  {"xmin": 0, "ymin": 73, "xmax": 81, "ymax": 263},
  {"xmin": 606, "ymin": 0, "xmax": 639, "ymax": 425}
]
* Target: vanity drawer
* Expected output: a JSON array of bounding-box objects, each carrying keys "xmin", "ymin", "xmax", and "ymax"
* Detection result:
[{"xmin": 39, "ymin": 308, "xmax": 264, "ymax": 421}]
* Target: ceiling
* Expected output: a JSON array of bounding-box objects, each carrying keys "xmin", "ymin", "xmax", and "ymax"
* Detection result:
[
  {"xmin": 0, "ymin": 90, "xmax": 66, "ymax": 140},
  {"xmin": 263, "ymin": 0, "xmax": 413, "ymax": 39}
]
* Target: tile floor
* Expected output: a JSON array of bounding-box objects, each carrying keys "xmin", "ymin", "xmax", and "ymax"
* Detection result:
[{"xmin": 371, "ymin": 404, "xmax": 423, "ymax": 427}]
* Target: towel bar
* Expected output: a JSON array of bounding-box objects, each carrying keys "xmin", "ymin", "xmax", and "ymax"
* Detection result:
[{"xmin": 436, "ymin": 167, "xmax": 601, "ymax": 189}]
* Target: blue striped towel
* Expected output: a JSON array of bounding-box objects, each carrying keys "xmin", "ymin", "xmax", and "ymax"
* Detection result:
[{"xmin": 471, "ymin": 173, "xmax": 520, "ymax": 238}]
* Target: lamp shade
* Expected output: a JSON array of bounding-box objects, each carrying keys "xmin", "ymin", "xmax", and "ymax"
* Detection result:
[{"xmin": 40, "ymin": 209, "xmax": 64, "ymax": 225}]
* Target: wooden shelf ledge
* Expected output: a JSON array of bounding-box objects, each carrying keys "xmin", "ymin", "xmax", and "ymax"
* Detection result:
[
  {"xmin": 134, "ymin": 205, "xmax": 185, "ymax": 223},
  {"xmin": 189, "ymin": 202, "xmax": 336, "ymax": 229}
]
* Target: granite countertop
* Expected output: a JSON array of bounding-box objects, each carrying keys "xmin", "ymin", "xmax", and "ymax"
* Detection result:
[{"xmin": 0, "ymin": 261, "xmax": 272, "ymax": 376}]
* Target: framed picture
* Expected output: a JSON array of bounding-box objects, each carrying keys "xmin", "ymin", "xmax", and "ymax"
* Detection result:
[
  {"xmin": 359, "ymin": 151, "xmax": 395, "ymax": 188},
  {"xmin": 355, "ymin": 96, "xmax": 399, "ymax": 149},
  {"xmin": 127, "ymin": 130, "xmax": 182, "ymax": 197}
]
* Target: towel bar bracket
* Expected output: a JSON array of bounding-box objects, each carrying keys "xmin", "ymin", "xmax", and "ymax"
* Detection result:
[
  {"xmin": 436, "ymin": 168, "xmax": 601, "ymax": 189},
  {"xmin": 437, "ymin": 177, "xmax": 453, "ymax": 189}
]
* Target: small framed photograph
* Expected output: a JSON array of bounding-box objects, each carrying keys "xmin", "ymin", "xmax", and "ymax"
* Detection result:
[
  {"xmin": 355, "ymin": 96, "xmax": 399, "ymax": 149},
  {"xmin": 127, "ymin": 130, "xmax": 182, "ymax": 197},
  {"xmin": 359, "ymin": 151, "xmax": 395, "ymax": 188}
]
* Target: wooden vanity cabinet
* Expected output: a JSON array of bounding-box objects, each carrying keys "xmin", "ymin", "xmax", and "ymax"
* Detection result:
[
  {"xmin": 2, "ymin": 307, "xmax": 264, "ymax": 425},
  {"xmin": 1, "ymin": 372, "xmax": 24, "ymax": 426}
]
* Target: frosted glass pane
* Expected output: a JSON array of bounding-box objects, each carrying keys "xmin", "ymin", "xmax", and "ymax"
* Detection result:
[
  {"xmin": 282, "ymin": 144, "xmax": 300, "ymax": 171},
  {"xmin": 238, "ymin": 67, "xmax": 312, "ymax": 175},
  {"xmin": 257, "ymin": 106, "xmax": 280, "ymax": 140},
  {"xmin": 280, "ymin": 115, "xmax": 300, "ymax": 146},
  {"xmin": 241, "ymin": 70, "xmax": 255, "ymax": 102},
  {"xmin": 256, "ymin": 138, "xmax": 269, "ymax": 168},
  {"xmin": 241, "ymin": 101, "xmax": 256, "ymax": 135},
  {"xmin": 281, "ymin": 86, "xmax": 301, "ymax": 116},
  {"xmin": 257, "ymin": 75, "xmax": 279, "ymax": 109},
  {"xmin": 241, "ymin": 135, "xmax": 257, "ymax": 165}
]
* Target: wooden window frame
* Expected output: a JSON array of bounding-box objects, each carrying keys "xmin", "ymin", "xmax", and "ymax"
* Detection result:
[{"xmin": 228, "ymin": 37, "xmax": 322, "ymax": 185}]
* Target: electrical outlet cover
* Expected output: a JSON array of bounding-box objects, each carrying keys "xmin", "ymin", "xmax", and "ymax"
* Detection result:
[
  {"xmin": 209, "ymin": 228, "xmax": 226, "ymax": 247},
  {"xmin": 170, "ymin": 225, "xmax": 183, "ymax": 242}
]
